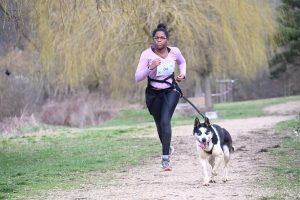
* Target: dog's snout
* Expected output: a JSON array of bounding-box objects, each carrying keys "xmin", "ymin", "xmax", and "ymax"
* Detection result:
[{"xmin": 202, "ymin": 138, "xmax": 206, "ymax": 142}]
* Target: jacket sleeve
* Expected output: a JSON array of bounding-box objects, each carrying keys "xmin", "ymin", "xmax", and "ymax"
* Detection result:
[
  {"xmin": 135, "ymin": 51, "xmax": 152, "ymax": 82},
  {"xmin": 175, "ymin": 47, "xmax": 186, "ymax": 77}
]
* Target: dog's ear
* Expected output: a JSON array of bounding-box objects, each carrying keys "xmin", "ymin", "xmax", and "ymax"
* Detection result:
[
  {"xmin": 194, "ymin": 117, "xmax": 200, "ymax": 127},
  {"xmin": 204, "ymin": 117, "xmax": 211, "ymax": 127}
]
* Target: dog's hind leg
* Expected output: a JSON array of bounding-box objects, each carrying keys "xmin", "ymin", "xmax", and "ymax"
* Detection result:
[{"xmin": 222, "ymin": 146, "xmax": 230, "ymax": 182}]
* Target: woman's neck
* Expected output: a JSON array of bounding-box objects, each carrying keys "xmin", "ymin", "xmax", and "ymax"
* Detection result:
[
  {"xmin": 155, "ymin": 47, "xmax": 167, "ymax": 53},
  {"xmin": 154, "ymin": 47, "xmax": 167, "ymax": 58}
]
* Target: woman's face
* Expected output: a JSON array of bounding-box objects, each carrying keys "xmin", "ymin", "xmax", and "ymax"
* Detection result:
[{"xmin": 153, "ymin": 31, "xmax": 168, "ymax": 50}]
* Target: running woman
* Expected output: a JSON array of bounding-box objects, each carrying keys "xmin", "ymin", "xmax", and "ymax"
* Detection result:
[{"xmin": 135, "ymin": 23, "xmax": 187, "ymax": 171}]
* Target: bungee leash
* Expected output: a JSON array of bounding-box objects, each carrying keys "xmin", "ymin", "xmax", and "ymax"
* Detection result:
[
  {"xmin": 174, "ymin": 88, "xmax": 206, "ymax": 120},
  {"xmin": 181, "ymin": 95, "xmax": 206, "ymax": 119}
]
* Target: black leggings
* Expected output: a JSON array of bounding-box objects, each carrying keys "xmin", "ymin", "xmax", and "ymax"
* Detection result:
[{"xmin": 150, "ymin": 89, "xmax": 180, "ymax": 155}]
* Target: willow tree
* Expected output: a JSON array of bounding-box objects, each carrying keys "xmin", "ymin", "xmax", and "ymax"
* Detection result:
[
  {"xmin": 0, "ymin": 0, "xmax": 279, "ymax": 108},
  {"xmin": 24, "ymin": 1, "xmax": 137, "ymax": 97},
  {"xmin": 0, "ymin": 0, "xmax": 141, "ymax": 100},
  {"xmin": 129, "ymin": 0, "xmax": 279, "ymax": 109}
]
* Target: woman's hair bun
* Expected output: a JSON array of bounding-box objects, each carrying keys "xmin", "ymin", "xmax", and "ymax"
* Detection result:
[
  {"xmin": 152, "ymin": 23, "xmax": 169, "ymax": 38},
  {"xmin": 157, "ymin": 23, "xmax": 166, "ymax": 29}
]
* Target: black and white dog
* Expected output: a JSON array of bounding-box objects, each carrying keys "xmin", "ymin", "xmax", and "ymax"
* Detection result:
[{"xmin": 193, "ymin": 117, "xmax": 235, "ymax": 186}]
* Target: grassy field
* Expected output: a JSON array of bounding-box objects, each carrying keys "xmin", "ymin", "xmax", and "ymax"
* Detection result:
[
  {"xmin": 103, "ymin": 95, "xmax": 300, "ymax": 127},
  {"xmin": 0, "ymin": 126, "xmax": 160, "ymax": 199},
  {"xmin": 0, "ymin": 96, "xmax": 300, "ymax": 199},
  {"xmin": 258, "ymin": 115, "xmax": 300, "ymax": 200}
]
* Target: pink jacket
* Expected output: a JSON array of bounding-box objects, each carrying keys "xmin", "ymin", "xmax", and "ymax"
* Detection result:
[{"xmin": 135, "ymin": 46, "xmax": 186, "ymax": 89}]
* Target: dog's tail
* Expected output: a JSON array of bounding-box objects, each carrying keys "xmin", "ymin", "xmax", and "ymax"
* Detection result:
[{"xmin": 230, "ymin": 145, "xmax": 235, "ymax": 154}]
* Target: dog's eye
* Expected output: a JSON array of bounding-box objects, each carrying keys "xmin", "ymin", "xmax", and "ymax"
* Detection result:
[
  {"xmin": 194, "ymin": 130, "xmax": 201, "ymax": 136},
  {"xmin": 194, "ymin": 128, "xmax": 200, "ymax": 135},
  {"xmin": 205, "ymin": 131, "xmax": 210, "ymax": 135}
]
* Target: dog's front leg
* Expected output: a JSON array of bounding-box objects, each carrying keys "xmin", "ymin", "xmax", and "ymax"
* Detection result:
[
  {"xmin": 199, "ymin": 157, "xmax": 210, "ymax": 186},
  {"xmin": 211, "ymin": 153, "xmax": 224, "ymax": 182}
]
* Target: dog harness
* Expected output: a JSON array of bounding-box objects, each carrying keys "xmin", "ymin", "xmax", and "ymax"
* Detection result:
[{"xmin": 204, "ymin": 143, "xmax": 214, "ymax": 154}]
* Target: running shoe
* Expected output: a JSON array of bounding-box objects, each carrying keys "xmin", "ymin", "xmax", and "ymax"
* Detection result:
[{"xmin": 162, "ymin": 157, "xmax": 172, "ymax": 171}]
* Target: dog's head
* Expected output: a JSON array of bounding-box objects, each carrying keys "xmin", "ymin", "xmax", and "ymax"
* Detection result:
[{"xmin": 193, "ymin": 117, "xmax": 217, "ymax": 149}]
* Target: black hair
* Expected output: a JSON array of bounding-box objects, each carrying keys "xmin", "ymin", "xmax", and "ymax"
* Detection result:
[{"xmin": 152, "ymin": 23, "xmax": 169, "ymax": 38}]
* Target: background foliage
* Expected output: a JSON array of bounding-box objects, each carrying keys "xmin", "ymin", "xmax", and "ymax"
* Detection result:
[
  {"xmin": 269, "ymin": 0, "xmax": 300, "ymax": 79},
  {"xmin": 0, "ymin": 0, "xmax": 299, "ymax": 126}
]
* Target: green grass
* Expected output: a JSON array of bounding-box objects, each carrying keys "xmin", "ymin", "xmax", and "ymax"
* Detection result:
[
  {"xmin": 103, "ymin": 96, "xmax": 300, "ymax": 127},
  {"xmin": 101, "ymin": 95, "xmax": 300, "ymax": 129},
  {"xmin": 0, "ymin": 95, "xmax": 300, "ymax": 199},
  {"xmin": 257, "ymin": 114, "xmax": 300, "ymax": 199},
  {"xmin": 100, "ymin": 109, "xmax": 154, "ymax": 127},
  {"xmin": 0, "ymin": 128, "xmax": 160, "ymax": 199},
  {"xmin": 214, "ymin": 95, "xmax": 300, "ymax": 119}
]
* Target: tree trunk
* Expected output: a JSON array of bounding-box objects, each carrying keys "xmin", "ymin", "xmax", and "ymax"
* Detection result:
[
  {"xmin": 202, "ymin": 72, "xmax": 213, "ymax": 111},
  {"xmin": 194, "ymin": 80, "xmax": 204, "ymax": 97}
]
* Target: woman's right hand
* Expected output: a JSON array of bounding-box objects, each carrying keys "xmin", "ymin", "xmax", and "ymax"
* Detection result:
[{"xmin": 149, "ymin": 58, "xmax": 161, "ymax": 70}]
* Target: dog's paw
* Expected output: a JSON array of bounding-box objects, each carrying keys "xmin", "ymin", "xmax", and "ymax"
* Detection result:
[
  {"xmin": 209, "ymin": 180, "xmax": 216, "ymax": 183},
  {"xmin": 222, "ymin": 177, "xmax": 229, "ymax": 183},
  {"xmin": 202, "ymin": 182, "xmax": 210, "ymax": 186}
]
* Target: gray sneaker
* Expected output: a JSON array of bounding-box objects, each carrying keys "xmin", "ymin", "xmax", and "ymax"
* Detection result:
[
  {"xmin": 169, "ymin": 146, "xmax": 175, "ymax": 156},
  {"xmin": 162, "ymin": 157, "xmax": 172, "ymax": 171}
]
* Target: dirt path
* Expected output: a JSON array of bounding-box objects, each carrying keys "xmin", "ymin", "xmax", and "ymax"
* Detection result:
[{"xmin": 38, "ymin": 101, "xmax": 300, "ymax": 200}]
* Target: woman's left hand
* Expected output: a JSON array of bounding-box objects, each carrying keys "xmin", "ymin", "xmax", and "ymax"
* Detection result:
[{"xmin": 176, "ymin": 74, "xmax": 185, "ymax": 82}]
